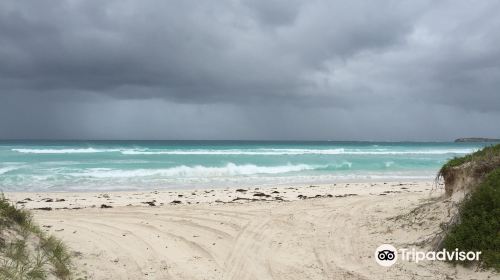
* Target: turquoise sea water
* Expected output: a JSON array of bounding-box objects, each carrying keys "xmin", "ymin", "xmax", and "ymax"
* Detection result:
[{"xmin": 0, "ymin": 141, "xmax": 492, "ymax": 191}]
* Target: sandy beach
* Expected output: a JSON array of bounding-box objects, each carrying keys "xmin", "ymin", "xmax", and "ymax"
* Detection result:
[
  {"xmin": 5, "ymin": 181, "xmax": 497, "ymax": 279},
  {"xmin": 2, "ymin": 0, "xmax": 499, "ymax": 278}
]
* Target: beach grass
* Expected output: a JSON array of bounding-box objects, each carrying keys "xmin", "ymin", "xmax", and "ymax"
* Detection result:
[{"xmin": 0, "ymin": 194, "xmax": 73, "ymax": 280}]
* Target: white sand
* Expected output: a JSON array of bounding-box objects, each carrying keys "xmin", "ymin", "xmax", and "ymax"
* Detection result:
[{"xmin": 5, "ymin": 181, "xmax": 497, "ymax": 279}]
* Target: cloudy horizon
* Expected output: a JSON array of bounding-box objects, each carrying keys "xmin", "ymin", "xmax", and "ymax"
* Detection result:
[{"xmin": 1, "ymin": 0, "xmax": 500, "ymax": 141}]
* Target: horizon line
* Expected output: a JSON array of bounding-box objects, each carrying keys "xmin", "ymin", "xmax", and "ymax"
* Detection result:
[{"xmin": 0, "ymin": 138, "xmax": 491, "ymax": 143}]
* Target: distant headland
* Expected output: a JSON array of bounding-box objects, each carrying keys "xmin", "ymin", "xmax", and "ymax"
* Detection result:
[{"xmin": 454, "ymin": 137, "xmax": 500, "ymax": 143}]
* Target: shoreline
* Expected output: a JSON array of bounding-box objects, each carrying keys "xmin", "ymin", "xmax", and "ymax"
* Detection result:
[
  {"xmin": 5, "ymin": 180, "xmax": 440, "ymax": 210},
  {"xmin": 0, "ymin": 175, "xmax": 437, "ymax": 193}
]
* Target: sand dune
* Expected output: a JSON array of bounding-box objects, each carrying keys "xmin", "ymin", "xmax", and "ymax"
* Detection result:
[{"xmin": 7, "ymin": 182, "xmax": 497, "ymax": 279}]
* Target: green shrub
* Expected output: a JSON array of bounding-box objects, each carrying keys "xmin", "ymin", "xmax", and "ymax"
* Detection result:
[{"xmin": 442, "ymin": 167, "xmax": 500, "ymax": 270}]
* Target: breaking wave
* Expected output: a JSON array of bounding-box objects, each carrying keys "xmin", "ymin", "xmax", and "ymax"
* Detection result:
[
  {"xmin": 12, "ymin": 147, "xmax": 477, "ymax": 155},
  {"xmin": 0, "ymin": 166, "xmax": 20, "ymax": 175},
  {"xmin": 12, "ymin": 148, "xmax": 120, "ymax": 154},
  {"xmin": 67, "ymin": 163, "xmax": 321, "ymax": 178}
]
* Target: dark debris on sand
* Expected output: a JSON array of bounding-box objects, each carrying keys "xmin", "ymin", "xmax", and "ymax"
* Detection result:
[
  {"xmin": 253, "ymin": 192, "xmax": 271, "ymax": 198},
  {"xmin": 33, "ymin": 207, "xmax": 52, "ymax": 211},
  {"xmin": 142, "ymin": 201, "xmax": 156, "ymax": 206}
]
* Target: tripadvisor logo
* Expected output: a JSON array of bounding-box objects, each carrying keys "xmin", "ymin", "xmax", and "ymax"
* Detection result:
[
  {"xmin": 375, "ymin": 244, "xmax": 397, "ymax": 267},
  {"xmin": 374, "ymin": 244, "xmax": 481, "ymax": 267}
]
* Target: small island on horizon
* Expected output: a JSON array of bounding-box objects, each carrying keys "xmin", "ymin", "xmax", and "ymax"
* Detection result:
[{"xmin": 454, "ymin": 137, "xmax": 500, "ymax": 143}]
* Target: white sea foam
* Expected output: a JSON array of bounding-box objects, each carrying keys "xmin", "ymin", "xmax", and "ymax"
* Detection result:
[
  {"xmin": 67, "ymin": 163, "xmax": 319, "ymax": 178},
  {"xmin": 12, "ymin": 147, "xmax": 476, "ymax": 155},
  {"xmin": 12, "ymin": 148, "xmax": 121, "ymax": 154},
  {"xmin": 120, "ymin": 149, "xmax": 344, "ymax": 155},
  {"xmin": 120, "ymin": 148, "xmax": 475, "ymax": 156},
  {"xmin": 336, "ymin": 161, "xmax": 352, "ymax": 168},
  {"xmin": 0, "ymin": 166, "xmax": 20, "ymax": 175},
  {"xmin": 384, "ymin": 161, "xmax": 395, "ymax": 168}
]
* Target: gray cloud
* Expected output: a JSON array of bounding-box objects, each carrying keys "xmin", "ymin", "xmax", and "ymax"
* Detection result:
[{"xmin": 0, "ymin": 0, "xmax": 499, "ymax": 140}]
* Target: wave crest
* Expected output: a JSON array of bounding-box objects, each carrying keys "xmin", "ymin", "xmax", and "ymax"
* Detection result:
[
  {"xmin": 68, "ymin": 163, "xmax": 320, "ymax": 178},
  {"xmin": 0, "ymin": 166, "xmax": 20, "ymax": 175},
  {"xmin": 12, "ymin": 148, "xmax": 120, "ymax": 154},
  {"xmin": 12, "ymin": 147, "xmax": 477, "ymax": 155}
]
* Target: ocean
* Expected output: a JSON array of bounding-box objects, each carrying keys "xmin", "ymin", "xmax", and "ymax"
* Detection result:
[{"xmin": 0, "ymin": 140, "xmax": 491, "ymax": 191}]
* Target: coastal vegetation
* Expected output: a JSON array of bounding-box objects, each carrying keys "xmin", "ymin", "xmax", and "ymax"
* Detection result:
[
  {"xmin": 439, "ymin": 144, "xmax": 500, "ymax": 271},
  {"xmin": 0, "ymin": 194, "xmax": 73, "ymax": 280},
  {"xmin": 439, "ymin": 143, "xmax": 500, "ymax": 175}
]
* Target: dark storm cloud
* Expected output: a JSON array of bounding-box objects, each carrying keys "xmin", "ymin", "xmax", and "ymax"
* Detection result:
[
  {"xmin": 0, "ymin": 0, "xmax": 418, "ymax": 99},
  {"xmin": 0, "ymin": 0, "xmax": 499, "ymax": 140}
]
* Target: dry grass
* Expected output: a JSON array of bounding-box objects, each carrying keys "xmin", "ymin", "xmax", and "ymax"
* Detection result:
[{"xmin": 0, "ymin": 194, "xmax": 74, "ymax": 280}]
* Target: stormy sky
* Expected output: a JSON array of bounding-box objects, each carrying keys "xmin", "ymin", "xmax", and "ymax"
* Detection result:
[{"xmin": 1, "ymin": 0, "xmax": 499, "ymax": 141}]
